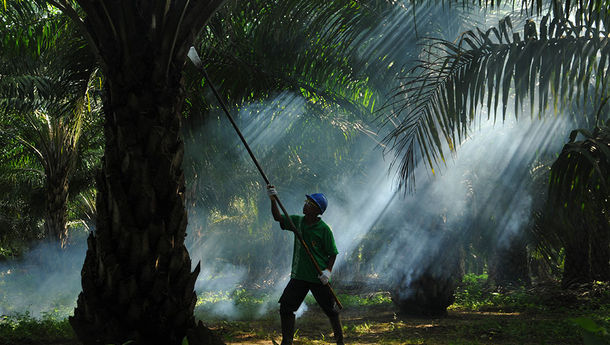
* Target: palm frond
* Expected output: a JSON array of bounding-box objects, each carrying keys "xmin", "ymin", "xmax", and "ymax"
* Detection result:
[
  {"xmin": 0, "ymin": 1, "xmax": 102, "ymax": 241},
  {"xmin": 0, "ymin": 0, "xmax": 94, "ymax": 116},
  {"xmin": 190, "ymin": 0, "xmax": 396, "ymax": 119},
  {"xmin": 407, "ymin": 0, "xmax": 610, "ymax": 26},
  {"xmin": 548, "ymin": 122, "xmax": 610, "ymax": 216},
  {"xmin": 385, "ymin": 14, "xmax": 610, "ymax": 189}
]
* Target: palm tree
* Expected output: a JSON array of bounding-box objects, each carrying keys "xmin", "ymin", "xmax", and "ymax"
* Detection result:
[
  {"xmin": 32, "ymin": 0, "xmax": 226, "ymax": 344},
  {"xmin": 546, "ymin": 120, "xmax": 610, "ymax": 286},
  {"xmin": 181, "ymin": 0, "xmax": 397, "ymax": 218},
  {"xmin": 14, "ymin": 0, "xmax": 599, "ymax": 340},
  {"xmin": 187, "ymin": 0, "xmax": 397, "ymax": 114},
  {"xmin": 0, "ymin": 1, "xmax": 99, "ymax": 247},
  {"xmin": 0, "ymin": 111, "xmax": 86, "ymax": 247}
]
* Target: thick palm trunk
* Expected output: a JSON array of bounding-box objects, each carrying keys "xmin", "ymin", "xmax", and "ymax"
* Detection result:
[
  {"xmin": 70, "ymin": 70, "xmax": 222, "ymax": 344},
  {"xmin": 69, "ymin": 66, "xmax": 224, "ymax": 344},
  {"xmin": 62, "ymin": 1, "xmax": 225, "ymax": 344}
]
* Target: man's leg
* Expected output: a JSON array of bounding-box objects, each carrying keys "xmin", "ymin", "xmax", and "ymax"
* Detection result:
[
  {"xmin": 278, "ymin": 279, "xmax": 309, "ymax": 345},
  {"xmin": 311, "ymin": 283, "xmax": 344, "ymax": 344}
]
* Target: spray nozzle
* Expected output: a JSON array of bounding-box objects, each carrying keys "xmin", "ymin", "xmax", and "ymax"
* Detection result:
[{"xmin": 188, "ymin": 46, "xmax": 202, "ymax": 67}]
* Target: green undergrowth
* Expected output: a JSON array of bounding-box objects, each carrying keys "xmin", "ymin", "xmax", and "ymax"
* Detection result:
[
  {"xmin": 194, "ymin": 288, "xmax": 392, "ymax": 321},
  {"xmin": 451, "ymin": 273, "xmax": 543, "ymax": 311},
  {"xmin": 194, "ymin": 288, "xmax": 272, "ymax": 321},
  {"xmin": 332, "ymin": 291, "xmax": 392, "ymax": 307},
  {"xmin": 453, "ymin": 273, "xmax": 610, "ymax": 312},
  {"xmin": 451, "ymin": 273, "xmax": 610, "ymax": 344},
  {"xmin": 0, "ymin": 310, "xmax": 75, "ymax": 344}
]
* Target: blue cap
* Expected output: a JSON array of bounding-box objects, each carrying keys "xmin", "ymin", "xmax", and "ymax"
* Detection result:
[{"xmin": 306, "ymin": 193, "xmax": 328, "ymax": 214}]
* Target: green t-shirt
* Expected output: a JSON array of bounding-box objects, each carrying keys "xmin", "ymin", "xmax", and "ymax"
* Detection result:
[{"xmin": 280, "ymin": 215, "xmax": 339, "ymax": 283}]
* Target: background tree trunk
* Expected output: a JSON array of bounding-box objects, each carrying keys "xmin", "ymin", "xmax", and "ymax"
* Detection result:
[
  {"xmin": 562, "ymin": 223, "xmax": 591, "ymax": 288},
  {"xmin": 488, "ymin": 238, "xmax": 531, "ymax": 287},
  {"xmin": 390, "ymin": 235, "xmax": 464, "ymax": 317},
  {"xmin": 44, "ymin": 171, "xmax": 70, "ymax": 247},
  {"xmin": 590, "ymin": 215, "xmax": 610, "ymax": 282}
]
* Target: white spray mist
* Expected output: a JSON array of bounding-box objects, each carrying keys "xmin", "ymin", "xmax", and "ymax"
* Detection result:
[{"xmin": 0, "ymin": 239, "xmax": 86, "ymax": 318}]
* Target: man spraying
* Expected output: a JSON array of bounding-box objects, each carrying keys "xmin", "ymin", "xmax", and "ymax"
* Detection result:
[{"xmin": 267, "ymin": 185, "xmax": 344, "ymax": 345}]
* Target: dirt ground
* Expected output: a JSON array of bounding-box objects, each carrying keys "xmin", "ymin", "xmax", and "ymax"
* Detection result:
[{"xmin": 209, "ymin": 303, "xmax": 587, "ymax": 345}]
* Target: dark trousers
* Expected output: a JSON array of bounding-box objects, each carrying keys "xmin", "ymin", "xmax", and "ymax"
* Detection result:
[{"xmin": 279, "ymin": 278, "xmax": 343, "ymax": 344}]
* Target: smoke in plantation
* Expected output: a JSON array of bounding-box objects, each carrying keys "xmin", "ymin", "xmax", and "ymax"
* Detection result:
[
  {"xmin": 181, "ymin": 83, "xmax": 573, "ymax": 318},
  {"xmin": 0, "ymin": 1, "xmax": 567, "ymax": 320},
  {"xmin": 0, "ymin": 241, "xmax": 86, "ymax": 318},
  {"xmin": 176, "ymin": 3, "xmax": 575, "ymax": 319},
  {"xmin": 1, "ymin": 5, "xmax": 607, "ymax": 345},
  {"xmin": 0, "ymin": 101, "xmax": 577, "ymax": 320}
]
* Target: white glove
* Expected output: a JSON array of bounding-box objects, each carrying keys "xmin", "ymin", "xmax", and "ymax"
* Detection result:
[
  {"xmin": 318, "ymin": 269, "xmax": 331, "ymax": 285},
  {"xmin": 266, "ymin": 185, "xmax": 278, "ymax": 198}
]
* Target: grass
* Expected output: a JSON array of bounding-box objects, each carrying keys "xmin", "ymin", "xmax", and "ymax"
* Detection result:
[
  {"xmin": 194, "ymin": 288, "xmax": 274, "ymax": 321},
  {"xmin": 333, "ymin": 291, "xmax": 392, "ymax": 307}
]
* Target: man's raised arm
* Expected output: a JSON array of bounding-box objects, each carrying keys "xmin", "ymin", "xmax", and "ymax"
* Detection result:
[{"xmin": 267, "ymin": 185, "xmax": 282, "ymax": 222}]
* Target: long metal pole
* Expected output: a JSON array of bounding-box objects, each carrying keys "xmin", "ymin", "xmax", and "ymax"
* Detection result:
[{"xmin": 188, "ymin": 47, "xmax": 342, "ymax": 310}]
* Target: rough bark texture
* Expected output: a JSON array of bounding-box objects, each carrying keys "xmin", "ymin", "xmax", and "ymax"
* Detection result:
[
  {"xmin": 67, "ymin": 1, "xmax": 226, "ymax": 344},
  {"xmin": 44, "ymin": 172, "xmax": 70, "ymax": 247},
  {"xmin": 70, "ymin": 71, "xmax": 202, "ymax": 344}
]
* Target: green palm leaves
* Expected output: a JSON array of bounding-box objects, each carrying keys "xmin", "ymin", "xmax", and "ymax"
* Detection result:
[
  {"xmin": 386, "ymin": 13, "xmax": 610, "ymax": 188},
  {"xmin": 193, "ymin": 0, "xmax": 389, "ymax": 116},
  {"xmin": 544, "ymin": 122, "xmax": 610, "ymax": 285},
  {"xmin": 549, "ymin": 122, "xmax": 610, "ymax": 217},
  {"xmin": 0, "ymin": 1, "xmax": 100, "ymax": 246}
]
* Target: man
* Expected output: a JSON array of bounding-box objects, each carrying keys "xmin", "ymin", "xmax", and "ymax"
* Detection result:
[{"xmin": 267, "ymin": 185, "xmax": 344, "ymax": 345}]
